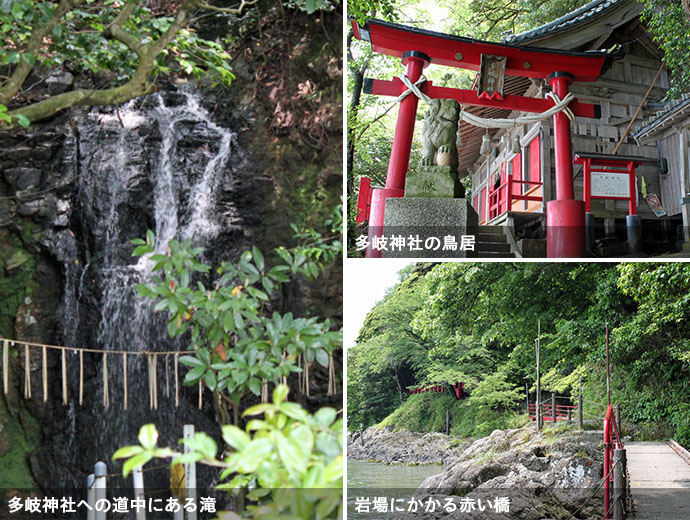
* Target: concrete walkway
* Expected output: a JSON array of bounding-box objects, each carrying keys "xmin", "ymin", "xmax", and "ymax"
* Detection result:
[{"xmin": 626, "ymin": 442, "xmax": 690, "ymax": 519}]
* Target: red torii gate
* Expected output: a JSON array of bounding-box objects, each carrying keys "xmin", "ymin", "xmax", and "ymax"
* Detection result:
[{"xmin": 352, "ymin": 19, "xmax": 620, "ymax": 258}]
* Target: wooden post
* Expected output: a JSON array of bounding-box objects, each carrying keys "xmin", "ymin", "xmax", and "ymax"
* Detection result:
[
  {"xmin": 62, "ymin": 349, "xmax": 68, "ymax": 405},
  {"xmin": 615, "ymin": 404, "xmax": 622, "ymax": 436},
  {"xmin": 525, "ymin": 383, "xmax": 529, "ymax": 414},
  {"xmin": 578, "ymin": 376, "xmax": 584, "ymax": 430},
  {"xmin": 86, "ymin": 474, "xmax": 96, "ymax": 520},
  {"xmin": 445, "ymin": 409, "xmax": 450, "ymax": 435},
  {"xmin": 184, "ymin": 425, "xmax": 197, "ymax": 520},
  {"xmin": 132, "ymin": 466, "xmax": 146, "ymax": 520},
  {"xmin": 552, "ymin": 393, "xmax": 557, "ymax": 423},
  {"xmin": 613, "ymin": 448, "xmax": 627, "ymax": 520},
  {"xmin": 42, "ymin": 346, "xmax": 48, "ymax": 402},
  {"xmin": 94, "ymin": 461, "xmax": 107, "ymax": 520}
]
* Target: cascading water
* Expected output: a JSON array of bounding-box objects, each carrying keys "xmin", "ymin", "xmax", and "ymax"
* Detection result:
[{"xmin": 39, "ymin": 88, "xmax": 240, "ymax": 498}]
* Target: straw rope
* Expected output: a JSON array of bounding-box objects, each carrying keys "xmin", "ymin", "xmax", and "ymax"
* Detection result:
[
  {"xmin": 2, "ymin": 340, "xmax": 8, "ymax": 394},
  {"xmin": 42, "ymin": 346, "xmax": 48, "ymax": 402},
  {"xmin": 61, "ymin": 349, "xmax": 68, "ymax": 405},
  {"xmin": 398, "ymin": 73, "xmax": 576, "ymax": 128},
  {"xmin": 24, "ymin": 343, "xmax": 31, "ymax": 399},
  {"xmin": 79, "ymin": 350, "xmax": 84, "ymax": 405},
  {"xmin": 103, "ymin": 353, "xmax": 109, "ymax": 408},
  {"xmin": 123, "ymin": 353, "xmax": 128, "ymax": 411}
]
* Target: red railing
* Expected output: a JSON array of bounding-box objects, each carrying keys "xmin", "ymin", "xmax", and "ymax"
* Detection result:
[
  {"xmin": 603, "ymin": 404, "xmax": 624, "ymax": 519},
  {"xmin": 488, "ymin": 176, "xmax": 543, "ymax": 220},
  {"xmin": 528, "ymin": 402, "xmax": 577, "ymax": 423}
]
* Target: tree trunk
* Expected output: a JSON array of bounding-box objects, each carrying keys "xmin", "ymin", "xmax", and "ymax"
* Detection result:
[{"xmin": 347, "ymin": 29, "xmax": 368, "ymax": 192}]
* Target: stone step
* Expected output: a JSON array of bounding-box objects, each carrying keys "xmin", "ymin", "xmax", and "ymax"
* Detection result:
[
  {"xmin": 478, "ymin": 226, "xmax": 505, "ymax": 236},
  {"xmin": 477, "ymin": 241, "xmax": 512, "ymax": 254},
  {"xmin": 478, "ymin": 233, "xmax": 508, "ymax": 244}
]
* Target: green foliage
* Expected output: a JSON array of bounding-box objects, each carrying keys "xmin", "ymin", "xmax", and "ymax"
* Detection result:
[
  {"xmin": 349, "ymin": 263, "xmax": 690, "ymax": 445},
  {"xmin": 347, "ymin": 0, "xmax": 398, "ymax": 24},
  {"xmin": 642, "ymin": 0, "xmax": 690, "ymax": 98},
  {"xmin": 347, "ymin": 265, "xmax": 431, "ymax": 429},
  {"xmin": 132, "ymin": 232, "xmax": 340, "ymax": 404},
  {"xmin": 113, "ymin": 385, "xmax": 342, "ymax": 519}
]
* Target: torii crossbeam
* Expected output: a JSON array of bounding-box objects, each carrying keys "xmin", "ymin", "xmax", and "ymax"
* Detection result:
[{"xmin": 352, "ymin": 18, "xmax": 622, "ymax": 258}]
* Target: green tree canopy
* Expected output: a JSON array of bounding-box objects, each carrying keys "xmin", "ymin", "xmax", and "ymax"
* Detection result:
[{"xmin": 0, "ymin": 0, "xmax": 337, "ymax": 129}]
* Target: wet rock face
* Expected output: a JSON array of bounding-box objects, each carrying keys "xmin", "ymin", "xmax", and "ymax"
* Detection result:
[
  {"xmin": 347, "ymin": 427, "xmax": 469, "ymax": 465},
  {"xmin": 0, "ymin": 8, "xmax": 342, "ymax": 497},
  {"xmin": 393, "ymin": 425, "xmax": 604, "ymax": 520}
]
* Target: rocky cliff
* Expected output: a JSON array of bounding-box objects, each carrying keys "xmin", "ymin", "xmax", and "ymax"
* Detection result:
[
  {"xmin": 348, "ymin": 427, "xmax": 468, "ymax": 465},
  {"xmin": 0, "ymin": 5, "xmax": 342, "ymax": 495}
]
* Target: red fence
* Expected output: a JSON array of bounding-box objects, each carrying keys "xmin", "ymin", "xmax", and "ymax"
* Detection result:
[
  {"xmin": 528, "ymin": 402, "xmax": 577, "ymax": 423},
  {"xmin": 488, "ymin": 175, "xmax": 543, "ymax": 220}
]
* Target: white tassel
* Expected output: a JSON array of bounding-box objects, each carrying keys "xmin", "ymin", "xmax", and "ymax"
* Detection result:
[
  {"xmin": 42, "ymin": 346, "xmax": 48, "ymax": 402},
  {"xmin": 24, "ymin": 343, "xmax": 31, "ymax": 399},
  {"xmin": 123, "ymin": 353, "xmax": 128, "ymax": 411},
  {"xmin": 102, "ymin": 353, "xmax": 109, "ymax": 408},
  {"xmin": 61, "ymin": 349, "xmax": 67, "ymax": 406},
  {"xmin": 2, "ymin": 340, "xmax": 8, "ymax": 395}
]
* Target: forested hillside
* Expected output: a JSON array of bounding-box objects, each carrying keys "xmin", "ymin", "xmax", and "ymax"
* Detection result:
[{"xmin": 347, "ymin": 263, "xmax": 690, "ymax": 445}]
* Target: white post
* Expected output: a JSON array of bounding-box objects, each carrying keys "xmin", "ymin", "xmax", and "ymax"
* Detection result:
[
  {"xmin": 94, "ymin": 461, "xmax": 107, "ymax": 520},
  {"xmin": 184, "ymin": 425, "xmax": 197, "ymax": 520},
  {"xmin": 86, "ymin": 474, "xmax": 96, "ymax": 520},
  {"xmin": 132, "ymin": 466, "xmax": 146, "ymax": 520}
]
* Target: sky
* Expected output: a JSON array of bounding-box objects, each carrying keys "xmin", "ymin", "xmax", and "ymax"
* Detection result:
[{"xmin": 343, "ymin": 259, "xmax": 415, "ymax": 349}]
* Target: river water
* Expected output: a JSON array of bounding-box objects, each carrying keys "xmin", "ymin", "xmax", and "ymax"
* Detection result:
[{"xmin": 347, "ymin": 459, "xmax": 445, "ymax": 519}]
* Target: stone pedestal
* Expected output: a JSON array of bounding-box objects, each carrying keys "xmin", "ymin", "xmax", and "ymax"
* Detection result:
[
  {"xmin": 381, "ymin": 198, "xmax": 478, "ymax": 258},
  {"xmin": 405, "ymin": 165, "xmax": 464, "ymax": 198}
]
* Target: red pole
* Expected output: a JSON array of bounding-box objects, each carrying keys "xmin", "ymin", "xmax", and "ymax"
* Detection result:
[
  {"xmin": 386, "ymin": 52, "xmax": 428, "ymax": 190},
  {"xmin": 628, "ymin": 161, "xmax": 637, "ymax": 215},
  {"xmin": 546, "ymin": 72, "xmax": 585, "ymax": 258},
  {"xmin": 604, "ymin": 404, "xmax": 614, "ymax": 519},
  {"xmin": 365, "ymin": 51, "xmax": 430, "ymax": 258}
]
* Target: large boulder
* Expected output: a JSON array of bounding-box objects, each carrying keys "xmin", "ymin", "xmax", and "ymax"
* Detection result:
[{"xmin": 392, "ymin": 424, "xmax": 604, "ymax": 519}]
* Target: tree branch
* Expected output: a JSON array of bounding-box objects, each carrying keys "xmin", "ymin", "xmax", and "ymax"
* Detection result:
[
  {"xmin": 195, "ymin": 0, "xmax": 259, "ymax": 15},
  {"xmin": 106, "ymin": 0, "xmax": 144, "ymax": 58},
  {"xmin": 0, "ymin": 0, "xmax": 85, "ymax": 105}
]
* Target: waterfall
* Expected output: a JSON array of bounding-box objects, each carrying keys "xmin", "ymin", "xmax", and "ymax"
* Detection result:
[{"xmin": 44, "ymin": 89, "xmax": 236, "ymax": 494}]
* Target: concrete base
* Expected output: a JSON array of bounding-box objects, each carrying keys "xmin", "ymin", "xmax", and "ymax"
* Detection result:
[
  {"xmin": 519, "ymin": 238, "xmax": 546, "ymax": 258},
  {"xmin": 546, "ymin": 199, "xmax": 586, "ymax": 258},
  {"xmin": 382, "ymin": 198, "xmax": 478, "ymax": 258},
  {"xmin": 626, "ymin": 214, "xmax": 642, "ymax": 254},
  {"xmin": 585, "ymin": 212, "xmax": 595, "ymax": 253}
]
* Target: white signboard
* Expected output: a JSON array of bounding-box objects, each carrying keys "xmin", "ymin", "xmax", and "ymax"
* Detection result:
[{"xmin": 590, "ymin": 171, "xmax": 630, "ymax": 198}]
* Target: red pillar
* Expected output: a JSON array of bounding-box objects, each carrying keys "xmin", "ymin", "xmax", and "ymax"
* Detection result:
[
  {"xmin": 366, "ymin": 51, "xmax": 430, "ymax": 258},
  {"xmin": 546, "ymin": 72, "xmax": 585, "ymax": 258}
]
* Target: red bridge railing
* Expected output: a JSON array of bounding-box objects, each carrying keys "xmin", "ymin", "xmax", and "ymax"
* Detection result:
[{"xmin": 604, "ymin": 404, "xmax": 624, "ymax": 519}]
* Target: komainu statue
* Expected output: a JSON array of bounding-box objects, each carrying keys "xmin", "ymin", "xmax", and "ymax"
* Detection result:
[{"xmin": 421, "ymin": 98, "xmax": 460, "ymax": 168}]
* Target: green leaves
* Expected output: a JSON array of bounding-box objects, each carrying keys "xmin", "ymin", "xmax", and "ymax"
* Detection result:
[
  {"xmin": 131, "ymin": 232, "xmax": 341, "ymax": 404},
  {"xmin": 138, "ymin": 423, "xmax": 159, "ymax": 450}
]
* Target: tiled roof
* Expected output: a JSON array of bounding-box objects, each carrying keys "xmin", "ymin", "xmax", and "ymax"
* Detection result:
[
  {"xmin": 502, "ymin": 0, "xmax": 625, "ymax": 44},
  {"xmin": 633, "ymin": 95, "xmax": 690, "ymax": 142}
]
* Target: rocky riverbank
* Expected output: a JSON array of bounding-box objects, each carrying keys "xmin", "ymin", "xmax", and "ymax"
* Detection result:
[
  {"xmin": 348, "ymin": 427, "xmax": 469, "ymax": 465},
  {"xmin": 393, "ymin": 423, "xmax": 604, "ymax": 519}
]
